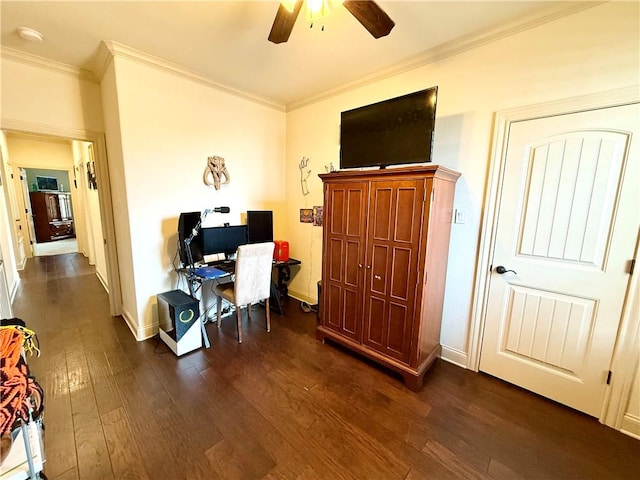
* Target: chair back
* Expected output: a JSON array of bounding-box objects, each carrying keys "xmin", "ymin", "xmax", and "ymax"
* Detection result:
[{"xmin": 233, "ymin": 242, "xmax": 275, "ymax": 306}]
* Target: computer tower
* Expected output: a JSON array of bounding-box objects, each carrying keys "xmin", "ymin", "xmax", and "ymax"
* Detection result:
[
  {"xmin": 178, "ymin": 212, "xmax": 204, "ymax": 266},
  {"xmin": 157, "ymin": 290, "xmax": 201, "ymax": 356},
  {"xmin": 247, "ymin": 210, "xmax": 273, "ymax": 244}
]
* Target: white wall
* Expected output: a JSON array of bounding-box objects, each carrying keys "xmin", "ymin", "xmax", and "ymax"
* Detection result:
[
  {"xmin": 101, "ymin": 53, "xmax": 286, "ymax": 339},
  {"xmin": 284, "ymin": 2, "xmax": 640, "ymax": 361}
]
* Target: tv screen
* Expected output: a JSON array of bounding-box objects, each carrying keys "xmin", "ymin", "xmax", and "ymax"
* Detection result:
[
  {"xmin": 247, "ymin": 211, "xmax": 273, "ymax": 244},
  {"xmin": 36, "ymin": 176, "xmax": 59, "ymax": 191},
  {"xmin": 339, "ymin": 86, "xmax": 438, "ymax": 169}
]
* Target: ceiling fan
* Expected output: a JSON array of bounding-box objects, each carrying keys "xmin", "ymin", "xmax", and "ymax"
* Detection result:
[{"xmin": 268, "ymin": 0, "xmax": 395, "ymax": 44}]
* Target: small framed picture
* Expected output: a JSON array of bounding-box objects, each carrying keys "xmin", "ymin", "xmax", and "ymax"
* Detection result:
[
  {"xmin": 313, "ymin": 206, "xmax": 323, "ymax": 226},
  {"xmin": 300, "ymin": 208, "xmax": 313, "ymax": 223}
]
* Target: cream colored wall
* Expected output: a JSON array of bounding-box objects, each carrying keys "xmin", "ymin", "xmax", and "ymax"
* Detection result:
[
  {"xmin": 0, "ymin": 132, "xmax": 20, "ymax": 297},
  {"xmin": 284, "ymin": 2, "xmax": 640, "ymax": 360},
  {"xmin": 6, "ymin": 136, "xmax": 74, "ymax": 170},
  {"xmin": 1, "ymin": 58, "xmax": 104, "ymax": 133},
  {"xmin": 0, "ymin": 133, "xmax": 19, "ymax": 300},
  {"xmin": 102, "ymin": 54, "xmax": 286, "ymax": 339}
]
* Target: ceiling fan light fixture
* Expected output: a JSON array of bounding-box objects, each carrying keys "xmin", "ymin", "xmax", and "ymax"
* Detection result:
[
  {"xmin": 305, "ymin": 0, "xmax": 334, "ymax": 19},
  {"xmin": 17, "ymin": 26, "xmax": 44, "ymax": 42}
]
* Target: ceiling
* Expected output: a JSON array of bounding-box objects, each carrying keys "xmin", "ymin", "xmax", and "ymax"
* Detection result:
[{"xmin": 1, "ymin": 1, "xmax": 588, "ymax": 108}]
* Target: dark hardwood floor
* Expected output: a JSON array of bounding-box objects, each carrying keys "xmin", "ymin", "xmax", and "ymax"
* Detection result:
[{"xmin": 10, "ymin": 254, "xmax": 640, "ymax": 480}]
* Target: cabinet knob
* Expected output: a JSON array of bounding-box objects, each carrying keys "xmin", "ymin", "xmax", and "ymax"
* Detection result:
[
  {"xmin": 366, "ymin": 265, "xmax": 371, "ymax": 269},
  {"xmin": 358, "ymin": 263, "xmax": 363, "ymax": 268},
  {"xmin": 374, "ymin": 274, "xmax": 381, "ymax": 280}
]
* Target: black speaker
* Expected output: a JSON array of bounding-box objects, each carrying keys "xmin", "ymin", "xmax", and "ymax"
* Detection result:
[
  {"xmin": 247, "ymin": 210, "xmax": 273, "ymax": 244},
  {"xmin": 157, "ymin": 290, "xmax": 199, "ymax": 342},
  {"xmin": 178, "ymin": 212, "xmax": 204, "ymax": 265}
]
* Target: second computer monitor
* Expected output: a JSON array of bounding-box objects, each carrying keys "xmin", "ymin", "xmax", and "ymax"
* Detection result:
[
  {"xmin": 247, "ymin": 210, "xmax": 273, "ymax": 244},
  {"xmin": 202, "ymin": 225, "xmax": 248, "ymax": 257}
]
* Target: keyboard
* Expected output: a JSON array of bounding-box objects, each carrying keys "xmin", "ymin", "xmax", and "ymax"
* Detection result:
[{"xmin": 209, "ymin": 260, "xmax": 235, "ymax": 273}]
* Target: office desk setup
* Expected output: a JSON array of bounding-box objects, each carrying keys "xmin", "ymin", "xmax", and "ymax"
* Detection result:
[
  {"xmin": 184, "ymin": 257, "xmax": 302, "ymax": 315},
  {"xmin": 160, "ymin": 210, "xmax": 300, "ymax": 356}
]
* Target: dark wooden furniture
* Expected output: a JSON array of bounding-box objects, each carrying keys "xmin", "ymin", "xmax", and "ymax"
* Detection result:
[
  {"xmin": 29, "ymin": 191, "xmax": 75, "ymax": 243},
  {"xmin": 273, "ymin": 257, "xmax": 301, "ymax": 300},
  {"xmin": 317, "ymin": 165, "xmax": 460, "ymax": 390}
]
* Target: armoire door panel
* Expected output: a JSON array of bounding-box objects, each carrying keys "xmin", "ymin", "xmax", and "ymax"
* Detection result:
[
  {"xmin": 372, "ymin": 187, "xmax": 393, "ymax": 241},
  {"xmin": 370, "ymin": 244, "xmax": 389, "ymax": 294},
  {"xmin": 328, "ymin": 238, "xmax": 344, "ymax": 283},
  {"xmin": 390, "ymin": 247, "xmax": 411, "ymax": 300},
  {"xmin": 388, "ymin": 302, "xmax": 410, "ymax": 358},
  {"xmin": 345, "ymin": 240, "xmax": 361, "ymax": 286},
  {"xmin": 365, "ymin": 296, "xmax": 386, "ymax": 346},
  {"xmin": 346, "ymin": 188, "xmax": 365, "ymax": 237},
  {"xmin": 395, "ymin": 187, "xmax": 420, "ymax": 242},
  {"xmin": 329, "ymin": 189, "xmax": 345, "ymax": 235},
  {"xmin": 326, "ymin": 283, "xmax": 360, "ymax": 340}
]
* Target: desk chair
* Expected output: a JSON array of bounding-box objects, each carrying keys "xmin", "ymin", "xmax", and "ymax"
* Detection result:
[{"xmin": 214, "ymin": 242, "xmax": 275, "ymax": 343}]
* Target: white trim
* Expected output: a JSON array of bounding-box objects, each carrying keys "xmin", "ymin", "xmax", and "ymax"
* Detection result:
[
  {"xmin": 469, "ymin": 86, "xmax": 640, "ymax": 431},
  {"xmin": 620, "ymin": 414, "xmax": 640, "ymax": 440},
  {"xmin": 1, "ymin": 47, "xmax": 96, "ymax": 82},
  {"xmin": 440, "ymin": 345, "xmax": 467, "ymax": 369},
  {"xmin": 0, "ymin": 119, "xmax": 123, "ymax": 318},
  {"xmin": 601, "ymin": 238, "xmax": 640, "ymax": 430}
]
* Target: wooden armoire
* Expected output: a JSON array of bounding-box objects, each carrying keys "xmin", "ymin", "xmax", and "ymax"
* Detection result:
[
  {"xmin": 30, "ymin": 192, "xmax": 75, "ymax": 243},
  {"xmin": 317, "ymin": 165, "xmax": 460, "ymax": 390}
]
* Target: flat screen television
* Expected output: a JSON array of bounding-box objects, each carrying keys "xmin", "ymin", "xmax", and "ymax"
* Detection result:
[
  {"xmin": 36, "ymin": 176, "xmax": 59, "ymax": 191},
  {"xmin": 339, "ymin": 86, "xmax": 438, "ymax": 169},
  {"xmin": 247, "ymin": 211, "xmax": 273, "ymax": 244}
]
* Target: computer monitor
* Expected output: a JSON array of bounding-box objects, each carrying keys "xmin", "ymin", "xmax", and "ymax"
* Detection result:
[
  {"xmin": 247, "ymin": 210, "xmax": 273, "ymax": 244},
  {"xmin": 202, "ymin": 225, "xmax": 248, "ymax": 258}
]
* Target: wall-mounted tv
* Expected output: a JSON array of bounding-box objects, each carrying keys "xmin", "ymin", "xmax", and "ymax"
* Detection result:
[
  {"xmin": 339, "ymin": 86, "xmax": 438, "ymax": 169},
  {"xmin": 36, "ymin": 176, "xmax": 59, "ymax": 191}
]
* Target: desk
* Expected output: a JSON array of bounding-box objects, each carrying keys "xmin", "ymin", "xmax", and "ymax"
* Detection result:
[
  {"xmin": 273, "ymin": 258, "xmax": 301, "ymax": 300},
  {"xmin": 181, "ymin": 257, "xmax": 302, "ymax": 320}
]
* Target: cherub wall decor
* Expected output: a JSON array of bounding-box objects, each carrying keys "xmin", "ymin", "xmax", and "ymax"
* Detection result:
[{"xmin": 203, "ymin": 155, "xmax": 231, "ymax": 190}]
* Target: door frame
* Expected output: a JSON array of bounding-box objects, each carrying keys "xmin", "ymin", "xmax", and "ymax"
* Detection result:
[
  {"xmin": 468, "ymin": 85, "xmax": 640, "ymax": 427},
  {"xmin": 1, "ymin": 120, "xmax": 123, "ymax": 317}
]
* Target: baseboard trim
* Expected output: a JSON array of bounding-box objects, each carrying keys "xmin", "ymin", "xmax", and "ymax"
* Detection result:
[
  {"xmin": 96, "ymin": 270, "xmax": 109, "ymax": 294},
  {"xmin": 440, "ymin": 345, "xmax": 468, "ymax": 368},
  {"xmin": 620, "ymin": 413, "xmax": 640, "ymax": 440}
]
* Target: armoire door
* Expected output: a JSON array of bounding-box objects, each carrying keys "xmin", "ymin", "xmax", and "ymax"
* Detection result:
[
  {"xmin": 322, "ymin": 181, "xmax": 368, "ymax": 342},
  {"xmin": 362, "ymin": 179, "xmax": 425, "ymax": 363}
]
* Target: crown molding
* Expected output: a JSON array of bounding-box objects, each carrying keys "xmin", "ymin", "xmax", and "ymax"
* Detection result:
[
  {"xmin": 99, "ymin": 41, "xmax": 286, "ymax": 112},
  {"xmin": 287, "ymin": 1, "xmax": 604, "ymax": 111},
  {"xmin": 0, "ymin": 46, "xmax": 97, "ymax": 83}
]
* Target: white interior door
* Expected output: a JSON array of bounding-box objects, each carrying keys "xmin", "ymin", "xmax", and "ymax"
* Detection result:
[
  {"xmin": 19, "ymin": 168, "xmax": 36, "ymax": 256},
  {"xmin": 480, "ymin": 103, "xmax": 639, "ymax": 417}
]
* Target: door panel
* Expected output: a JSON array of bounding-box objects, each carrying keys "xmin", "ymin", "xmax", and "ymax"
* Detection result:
[
  {"xmin": 323, "ymin": 182, "xmax": 367, "ymax": 341},
  {"xmin": 480, "ymin": 103, "xmax": 639, "ymax": 417},
  {"xmin": 363, "ymin": 180, "xmax": 424, "ymax": 362}
]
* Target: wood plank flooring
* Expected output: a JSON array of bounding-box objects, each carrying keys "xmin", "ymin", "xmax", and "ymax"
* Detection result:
[{"xmin": 10, "ymin": 253, "xmax": 640, "ymax": 479}]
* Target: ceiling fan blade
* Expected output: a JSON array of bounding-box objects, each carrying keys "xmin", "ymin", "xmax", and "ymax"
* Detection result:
[
  {"xmin": 343, "ymin": 0, "xmax": 395, "ymax": 39},
  {"xmin": 268, "ymin": 0, "xmax": 304, "ymax": 44}
]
